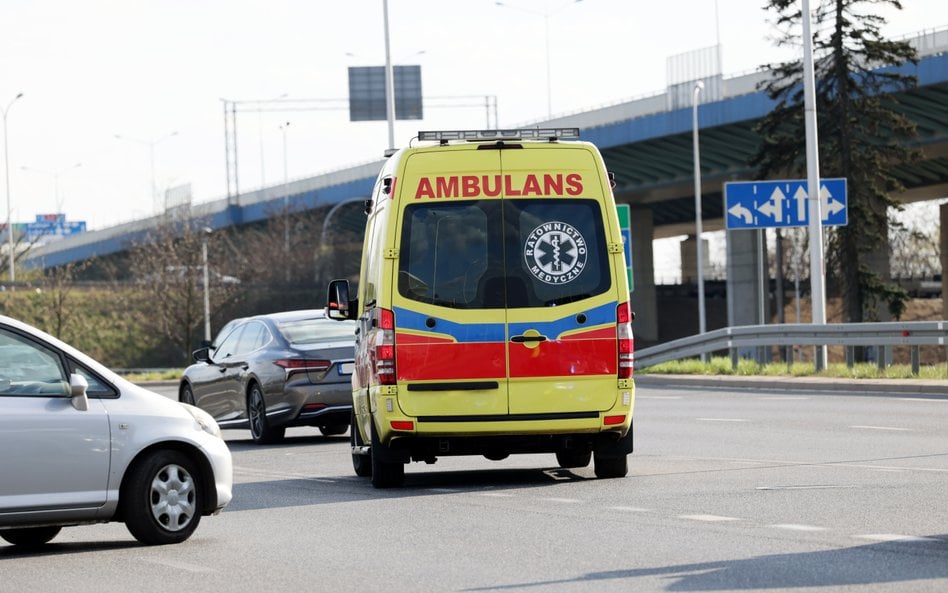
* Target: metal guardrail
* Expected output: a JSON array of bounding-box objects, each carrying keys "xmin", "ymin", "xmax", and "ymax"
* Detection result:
[{"xmin": 634, "ymin": 321, "xmax": 948, "ymax": 375}]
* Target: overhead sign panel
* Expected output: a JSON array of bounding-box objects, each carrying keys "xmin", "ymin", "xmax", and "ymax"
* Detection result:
[
  {"xmin": 724, "ymin": 178, "xmax": 847, "ymax": 230},
  {"xmin": 348, "ymin": 65, "xmax": 423, "ymax": 121}
]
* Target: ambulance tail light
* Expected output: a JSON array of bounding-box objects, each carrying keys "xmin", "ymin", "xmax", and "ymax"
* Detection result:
[
  {"xmin": 617, "ymin": 303, "xmax": 634, "ymax": 378},
  {"xmin": 376, "ymin": 308, "xmax": 397, "ymax": 385}
]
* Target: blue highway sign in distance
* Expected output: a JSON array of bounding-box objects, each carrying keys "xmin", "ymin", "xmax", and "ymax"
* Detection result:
[{"xmin": 724, "ymin": 178, "xmax": 847, "ymax": 230}]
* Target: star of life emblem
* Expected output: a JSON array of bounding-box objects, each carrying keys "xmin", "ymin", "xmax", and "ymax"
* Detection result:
[{"xmin": 524, "ymin": 221, "xmax": 587, "ymax": 285}]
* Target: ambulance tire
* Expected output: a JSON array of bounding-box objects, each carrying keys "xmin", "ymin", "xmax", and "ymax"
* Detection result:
[
  {"xmin": 593, "ymin": 453, "xmax": 628, "ymax": 479},
  {"xmin": 351, "ymin": 412, "xmax": 372, "ymax": 478},
  {"xmin": 555, "ymin": 449, "xmax": 592, "ymax": 469},
  {"xmin": 370, "ymin": 421, "xmax": 404, "ymax": 488}
]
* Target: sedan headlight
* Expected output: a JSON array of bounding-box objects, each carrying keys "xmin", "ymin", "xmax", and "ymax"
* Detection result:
[{"xmin": 181, "ymin": 403, "xmax": 222, "ymax": 438}]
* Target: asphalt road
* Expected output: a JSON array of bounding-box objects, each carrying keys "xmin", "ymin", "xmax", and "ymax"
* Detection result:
[{"xmin": 2, "ymin": 381, "xmax": 946, "ymax": 593}]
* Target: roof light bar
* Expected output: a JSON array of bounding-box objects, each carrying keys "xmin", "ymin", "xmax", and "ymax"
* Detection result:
[{"xmin": 418, "ymin": 128, "xmax": 580, "ymax": 142}]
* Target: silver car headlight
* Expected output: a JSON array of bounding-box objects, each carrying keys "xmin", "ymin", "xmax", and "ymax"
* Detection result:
[{"xmin": 181, "ymin": 403, "xmax": 223, "ymax": 438}]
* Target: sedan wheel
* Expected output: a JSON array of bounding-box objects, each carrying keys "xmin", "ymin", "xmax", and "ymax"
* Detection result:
[
  {"xmin": 248, "ymin": 383, "xmax": 285, "ymax": 444},
  {"xmin": 0, "ymin": 526, "xmax": 62, "ymax": 547},
  {"xmin": 179, "ymin": 384, "xmax": 195, "ymax": 406},
  {"xmin": 122, "ymin": 450, "xmax": 202, "ymax": 545}
]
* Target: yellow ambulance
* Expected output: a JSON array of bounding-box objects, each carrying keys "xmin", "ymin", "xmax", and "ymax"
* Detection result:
[{"xmin": 327, "ymin": 128, "xmax": 634, "ymax": 488}]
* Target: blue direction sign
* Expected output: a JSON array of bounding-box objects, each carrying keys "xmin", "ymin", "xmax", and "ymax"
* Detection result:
[{"xmin": 724, "ymin": 178, "xmax": 847, "ymax": 230}]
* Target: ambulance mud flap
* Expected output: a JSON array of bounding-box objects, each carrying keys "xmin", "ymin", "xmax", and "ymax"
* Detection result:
[
  {"xmin": 370, "ymin": 420, "xmax": 411, "ymax": 464},
  {"xmin": 593, "ymin": 421, "xmax": 633, "ymax": 458}
]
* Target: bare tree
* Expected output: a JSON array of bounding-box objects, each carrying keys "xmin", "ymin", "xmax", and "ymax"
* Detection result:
[{"xmin": 128, "ymin": 218, "xmax": 241, "ymax": 364}]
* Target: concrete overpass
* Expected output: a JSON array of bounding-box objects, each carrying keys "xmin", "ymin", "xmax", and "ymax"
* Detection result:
[{"xmin": 23, "ymin": 28, "xmax": 948, "ymax": 342}]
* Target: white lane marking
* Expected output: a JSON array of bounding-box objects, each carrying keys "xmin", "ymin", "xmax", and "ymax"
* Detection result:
[
  {"xmin": 610, "ymin": 506, "xmax": 651, "ymax": 513},
  {"xmin": 679, "ymin": 514, "xmax": 741, "ymax": 522},
  {"xmin": 139, "ymin": 558, "xmax": 217, "ymax": 573},
  {"xmin": 850, "ymin": 425, "xmax": 913, "ymax": 432},
  {"xmin": 855, "ymin": 534, "xmax": 943, "ymax": 543},
  {"xmin": 903, "ymin": 398, "xmax": 948, "ymax": 403},
  {"xmin": 769, "ymin": 524, "xmax": 828, "ymax": 532},
  {"xmin": 757, "ymin": 485, "xmax": 858, "ymax": 491},
  {"xmin": 666, "ymin": 455, "xmax": 948, "ymax": 474},
  {"xmin": 543, "ymin": 497, "xmax": 582, "ymax": 504},
  {"xmin": 479, "ymin": 492, "xmax": 514, "ymax": 498},
  {"xmin": 697, "ymin": 418, "xmax": 749, "ymax": 422}
]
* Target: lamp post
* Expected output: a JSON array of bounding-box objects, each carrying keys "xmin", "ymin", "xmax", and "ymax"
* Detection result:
[
  {"xmin": 202, "ymin": 227, "xmax": 212, "ymax": 342},
  {"xmin": 692, "ymin": 81, "xmax": 707, "ymax": 349},
  {"xmin": 20, "ymin": 162, "xmax": 82, "ymax": 214},
  {"xmin": 257, "ymin": 93, "xmax": 288, "ymax": 188},
  {"xmin": 495, "ymin": 0, "xmax": 582, "ymax": 119},
  {"xmin": 114, "ymin": 131, "xmax": 178, "ymax": 214},
  {"xmin": 801, "ymin": 0, "xmax": 828, "ymax": 370},
  {"xmin": 279, "ymin": 121, "xmax": 290, "ymax": 255},
  {"xmin": 2, "ymin": 92, "xmax": 24, "ymax": 284}
]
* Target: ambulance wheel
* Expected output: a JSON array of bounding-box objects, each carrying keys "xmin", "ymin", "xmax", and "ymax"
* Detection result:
[
  {"xmin": 594, "ymin": 453, "xmax": 628, "ymax": 479},
  {"xmin": 556, "ymin": 449, "xmax": 592, "ymax": 469},
  {"xmin": 351, "ymin": 412, "xmax": 372, "ymax": 478},
  {"xmin": 370, "ymin": 421, "xmax": 404, "ymax": 489}
]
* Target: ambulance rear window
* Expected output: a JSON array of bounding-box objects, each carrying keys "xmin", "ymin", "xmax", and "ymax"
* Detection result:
[{"xmin": 398, "ymin": 199, "xmax": 609, "ymax": 309}]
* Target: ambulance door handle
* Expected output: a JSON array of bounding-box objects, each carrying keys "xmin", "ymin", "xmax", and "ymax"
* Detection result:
[{"xmin": 511, "ymin": 334, "xmax": 547, "ymax": 343}]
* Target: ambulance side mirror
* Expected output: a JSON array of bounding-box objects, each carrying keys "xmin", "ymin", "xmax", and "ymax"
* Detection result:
[{"xmin": 326, "ymin": 279, "xmax": 357, "ymax": 321}]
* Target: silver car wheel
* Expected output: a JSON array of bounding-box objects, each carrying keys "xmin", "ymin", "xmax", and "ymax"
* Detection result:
[{"xmin": 149, "ymin": 463, "xmax": 197, "ymax": 532}]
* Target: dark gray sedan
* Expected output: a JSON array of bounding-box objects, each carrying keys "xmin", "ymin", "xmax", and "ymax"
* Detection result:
[{"xmin": 179, "ymin": 310, "xmax": 356, "ymax": 444}]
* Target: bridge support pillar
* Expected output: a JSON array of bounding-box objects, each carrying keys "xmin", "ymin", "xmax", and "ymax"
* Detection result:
[
  {"xmin": 629, "ymin": 208, "xmax": 658, "ymax": 342},
  {"xmin": 942, "ymin": 203, "xmax": 948, "ymax": 320},
  {"xmin": 679, "ymin": 235, "xmax": 709, "ymax": 284},
  {"xmin": 726, "ymin": 229, "xmax": 770, "ymax": 361}
]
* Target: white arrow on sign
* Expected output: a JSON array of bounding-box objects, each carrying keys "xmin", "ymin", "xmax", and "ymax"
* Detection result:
[
  {"xmin": 728, "ymin": 202, "xmax": 754, "ymax": 224},
  {"xmin": 757, "ymin": 186, "xmax": 786, "ymax": 222},
  {"xmin": 820, "ymin": 184, "xmax": 844, "ymax": 220},
  {"xmin": 793, "ymin": 186, "xmax": 808, "ymax": 223}
]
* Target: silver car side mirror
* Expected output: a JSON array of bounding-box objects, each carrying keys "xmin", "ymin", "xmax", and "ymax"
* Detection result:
[{"xmin": 70, "ymin": 373, "xmax": 89, "ymax": 411}]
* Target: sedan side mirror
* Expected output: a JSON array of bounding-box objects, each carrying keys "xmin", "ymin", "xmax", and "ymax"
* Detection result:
[
  {"xmin": 70, "ymin": 373, "xmax": 89, "ymax": 411},
  {"xmin": 193, "ymin": 346, "xmax": 211, "ymax": 363}
]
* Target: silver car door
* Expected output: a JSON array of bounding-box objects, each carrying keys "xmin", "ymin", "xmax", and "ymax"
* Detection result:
[{"xmin": 0, "ymin": 327, "xmax": 110, "ymax": 519}]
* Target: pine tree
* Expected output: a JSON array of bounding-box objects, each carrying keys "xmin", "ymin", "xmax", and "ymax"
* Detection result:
[{"xmin": 753, "ymin": 0, "xmax": 919, "ymax": 322}]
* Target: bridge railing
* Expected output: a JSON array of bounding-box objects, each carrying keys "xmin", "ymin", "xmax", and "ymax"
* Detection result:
[{"xmin": 633, "ymin": 321, "xmax": 948, "ymax": 375}]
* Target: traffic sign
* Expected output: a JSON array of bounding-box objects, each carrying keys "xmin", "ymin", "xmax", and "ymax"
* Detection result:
[
  {"xmin": 616, "ymin": 204, "xmax": 633, "ymax": 292},
  {"xmin": 724, "ymin": 178, "xmax": 847, "ymax": 230}
]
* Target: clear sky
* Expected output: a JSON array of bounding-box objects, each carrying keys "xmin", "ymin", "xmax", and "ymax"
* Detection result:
[{"xmin": 1, "ymin": 0, "xmax": 945, "ymax": 232}]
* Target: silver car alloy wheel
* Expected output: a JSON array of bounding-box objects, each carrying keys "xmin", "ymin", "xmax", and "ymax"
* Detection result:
[{"xmin": 150, "ymin": 463, "xmax": 197, "ymax": 532}]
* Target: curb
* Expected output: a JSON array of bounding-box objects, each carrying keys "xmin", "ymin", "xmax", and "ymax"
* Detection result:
[{"xmin": 634, "ymin": 373, "xmax": 948, "ymax": 396}]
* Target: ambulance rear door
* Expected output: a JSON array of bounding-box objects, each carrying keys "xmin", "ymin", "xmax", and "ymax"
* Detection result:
[
  {"xmin": 499, "ymin": 145, "xmax": 622, "ymax": 415},
  {"xmin": 391, "ymin": 148, "xmax": 509, "ymax": 418}
]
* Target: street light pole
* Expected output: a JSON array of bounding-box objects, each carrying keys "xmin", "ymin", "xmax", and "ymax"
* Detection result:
[
  {"xmin": 115, "ymin": 131, "xmax": 178, "ymax": 214},
  {"xmin": 279, "ymin": 121, "xmax": 290, "ymax": 259},
  {"xmin": 495, "ymin": 1, "xmax": 581, "ymax": 119},
  {"xmin": 202, "ymin": 227, "xmax": 212, "ymax": 342},
  {"xmin": 692, "ymin": 82, "xmax": 707, "ymax": 349},
  {"xmin": 2, "ymin": 92, "xmax": 24, "ymax": 284},
  {"xmin": 801, "ymin": 0, "xmax": 828, "ymax": 370}
]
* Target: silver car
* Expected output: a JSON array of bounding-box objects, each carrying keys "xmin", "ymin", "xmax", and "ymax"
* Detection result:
[{"xmin": 0, "ymin": 315, "xmax": 233, "ymax": 547}]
